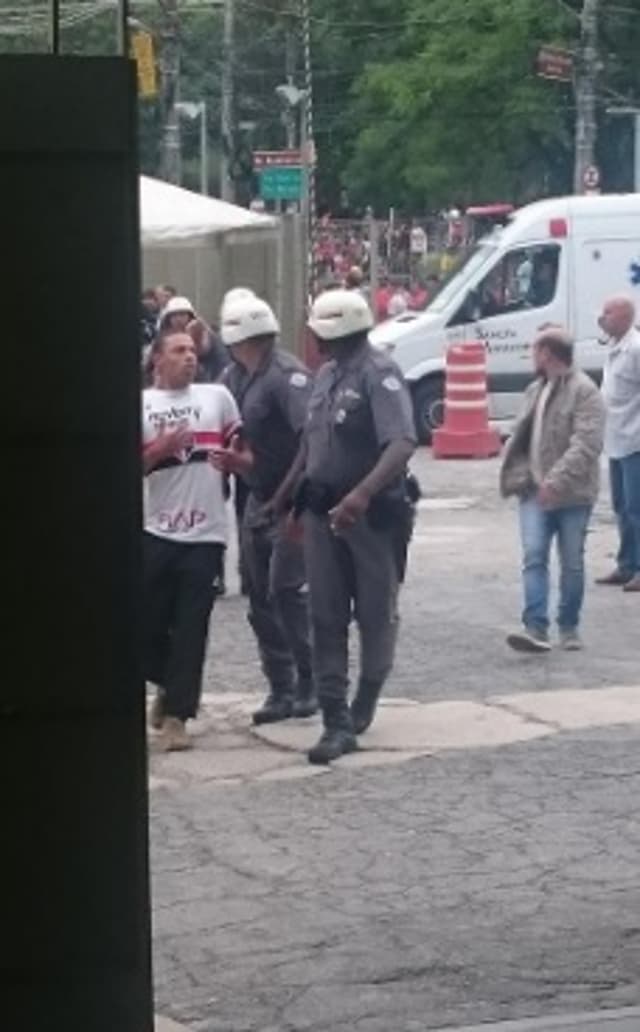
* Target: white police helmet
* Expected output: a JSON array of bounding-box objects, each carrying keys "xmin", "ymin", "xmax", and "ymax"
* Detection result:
[
  {"xmin": 219, "ymin": 287, "xmax": 256, "ymax": 321},
  {"xmin": 159, "ymin": 295, "xmax": 195, "ymax": 324},
  {"xmin": 221, "ymin": 295, "xmax": 280, "ymax": 346},
  {"xmin": 308, "ymin": 288, "xmax": 374, "ymax": 341}
]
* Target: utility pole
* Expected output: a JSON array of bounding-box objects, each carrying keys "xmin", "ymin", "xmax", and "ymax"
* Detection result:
[
  {"xmin": 48, "ymin": 0, "xmax": 60, "ymax": 53},
  {"xmin": 220, "ymin": 0, "xmax": 235, "ymax": 202},
  {"xmin": 300, "ymin": 0, "xmax": 316, "ymax": 301},
  {"xmin": 116, "ymin": 0, "xmax": 129, "ymax": 57},
  {"xmin": 574, "ymin": 0, "xmax": 600, "ymax": 193},
  {"xmin": 159, "ymin": 0, "xmax": 181, "ymax": 184}
]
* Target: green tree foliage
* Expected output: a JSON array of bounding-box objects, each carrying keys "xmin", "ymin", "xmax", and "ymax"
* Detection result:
[
  {"xmin": 1, "ymin": 0, "xmax": 638, "ymax": 209},
  {"xmin": 339, "ymin": 0, "xmax": 640, "ymax": 209},
  {"xmin": 342, "ymin": 0, "xmax": 576, "ymax": 210}
]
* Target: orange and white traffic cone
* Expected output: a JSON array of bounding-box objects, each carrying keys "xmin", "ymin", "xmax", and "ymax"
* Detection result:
[{"xmin": 433, "ymin": 342, "xmax": 501, "ymax": 459}]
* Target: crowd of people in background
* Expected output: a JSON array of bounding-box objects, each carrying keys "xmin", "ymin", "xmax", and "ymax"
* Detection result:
[{"xmin": 312, "ymin": 206, "xmax": 489, "ymax": 321}]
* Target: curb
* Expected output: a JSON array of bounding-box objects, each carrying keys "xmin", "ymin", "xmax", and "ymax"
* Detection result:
[{"xmin": 433, "ymin": 1006, "xmax": 640, "ymax": 1032}]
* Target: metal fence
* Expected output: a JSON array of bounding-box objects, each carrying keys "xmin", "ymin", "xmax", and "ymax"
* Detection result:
[{"xmin": 314, "ymin": 214, "xmax": 453, "ymax": 290}]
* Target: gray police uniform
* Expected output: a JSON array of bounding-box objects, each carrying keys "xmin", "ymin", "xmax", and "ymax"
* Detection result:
[
  {"xmin": 224, "ymin": 348, "xmax": 313, "ymax": 703},
  {"xmin": 302, "ymin": 342, "xmax": 416, "ymax": 710}
]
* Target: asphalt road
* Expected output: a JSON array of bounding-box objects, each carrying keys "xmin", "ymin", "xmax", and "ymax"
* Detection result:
[{"xmin": 151, "ymin": 453, "xmax": 639, "ymax": 1031}]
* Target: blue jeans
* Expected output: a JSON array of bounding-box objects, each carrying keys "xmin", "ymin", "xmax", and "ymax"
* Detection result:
[
  {"xmin": 519, "ymin": 499, "xmax": 592, "ymax": 633},
  {"xmin": 610, "ymin": 452, "xmax": 640, "ymax": 576}
]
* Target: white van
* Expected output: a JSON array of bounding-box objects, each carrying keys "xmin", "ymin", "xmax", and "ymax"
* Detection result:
[{"xmin": 370, "ymin": 194, "xmax": 640, "ymax": 442}]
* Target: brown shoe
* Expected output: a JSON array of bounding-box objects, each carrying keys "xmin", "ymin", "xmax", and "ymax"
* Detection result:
[
  {"xmin": 623, "ymin": 573, "xmax": 640, "ymax": 593},
  {"xmin": 157, "ymin": 716, "xmax": 193, "ymax": 752},
  {"xmin": 149, "ymin": 688, "xmax": 166, "ymax": 731},
  {"xmin": 595, "ymin": 569, "xmax": 632, "ymax": 586}
]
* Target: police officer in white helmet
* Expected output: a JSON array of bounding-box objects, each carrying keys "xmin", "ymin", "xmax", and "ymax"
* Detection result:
[
  {"xmin": 220, "ymin": 286, "xmax": 256, "ymax": 314},
  {"xmin": 212, "ymin": 294, "xmax": 317, "ymax": 724},
  {"xmin": 290, "ymin": 289, "xmax": 417, "ymax": 764},
  {"xmin": 219, "ymin": 287, "xmax": 257, "ymax": 593}
]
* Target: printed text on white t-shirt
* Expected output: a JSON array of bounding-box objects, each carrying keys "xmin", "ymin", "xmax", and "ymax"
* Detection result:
[{"xmin": 142, "ymin": 384, "xmax": 241, "ymax": 544}]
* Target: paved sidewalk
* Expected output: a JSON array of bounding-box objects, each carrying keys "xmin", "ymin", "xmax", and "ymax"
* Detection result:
[
  {"xmin": 253, "ymin": 685, "xmax": 640, "ymax": 758},
  {"xmin": 440, "ymin": 1007, "xmax": 640, "ymax": 1030},
  {"xmin": 151, "ymin": 455, "xmax": 640, "ymax": 1032},
  {"xmin": 152, "ymin": 725, "xmax": 640, "ymax": 1031},
  {"xmin": 156, "ymin": 1006, "xmax": 640, "ymax": 1032},
  {"xmin": 149, "ymin": 685, "xmax": 640, "ymax": 789}
]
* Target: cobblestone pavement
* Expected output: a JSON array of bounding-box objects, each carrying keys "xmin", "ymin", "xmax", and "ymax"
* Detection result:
[{"xmin": 151, "ymin": 453, "xmax": 639, "ymax": 1031}]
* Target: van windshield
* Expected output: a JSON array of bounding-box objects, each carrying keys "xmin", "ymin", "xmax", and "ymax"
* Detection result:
[{"xmin": 428, "ymin": 243, "xmax": 498, "ymax": 314}]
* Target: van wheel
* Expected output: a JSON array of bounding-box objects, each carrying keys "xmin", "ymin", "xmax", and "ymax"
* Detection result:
[{"xmin": 412, "ymin": 378, "xmax": 444, "ymax": 445}]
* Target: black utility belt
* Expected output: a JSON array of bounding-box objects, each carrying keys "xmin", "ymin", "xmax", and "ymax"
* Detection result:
[
  {"xmin": 294, "ymin": 480, "xmax": 338, "ymax": 517},
  {"xmin": 294, "ymin": 478, "xmax": 418, "ymax": 531}
]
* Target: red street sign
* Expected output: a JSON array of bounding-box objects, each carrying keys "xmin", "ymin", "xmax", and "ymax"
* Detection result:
[
  {"xmin": 536, "ymin": 46, "xmax": 573, "ymax": 82},
  {"xmin": 253, "ymin": 149, "xmax": 302, "ymax": 170}
]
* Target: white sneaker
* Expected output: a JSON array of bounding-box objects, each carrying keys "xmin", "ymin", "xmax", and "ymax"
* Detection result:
[{"xmin": 506, "ymin": 628, "xmax": 552, "ymax": 654}]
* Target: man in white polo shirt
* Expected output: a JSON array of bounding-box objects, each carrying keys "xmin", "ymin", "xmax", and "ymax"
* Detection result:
[
  {"xmin": 142, "ymin": 330, "xmax": 241, "ymax": 750},
  {"xmin": 596, "ymin": 296, "xmax": 640, "ymax": 593}
]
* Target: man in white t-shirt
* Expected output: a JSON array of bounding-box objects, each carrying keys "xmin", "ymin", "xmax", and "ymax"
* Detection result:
[
  {"xmin": 142, "ymin": 331, "xmax": 241, "ymax": 750},
  {"xmin": 596, "ymin": 296, "xmax": 640, "ymax": 591}
]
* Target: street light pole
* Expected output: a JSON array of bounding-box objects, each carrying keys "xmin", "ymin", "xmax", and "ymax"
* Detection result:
[
  {"xmin": 160, "ymin": 0, "xmax": 182, "ymax": 185},
  {"xmin": 284, "ymin": 25, "xmax": 297, "ymax": 150},
  {"xmin": 220, "ymin": 0, "xmax": 235, "ymax": 201},
  {"xmin": 116, "ymin": 0, "xmax": 130, "ymax": 57},
  {"xmin": 49, "ymin": 0, "xmax": 60, "ymax": 53},
  {"xmin": 300, "ymin": 0, "xmax": 316, "ymax": 300},
  {"xmin": 200, "ymin": 100, "xmax": 209, "ymax": 195},
  {"xmin": 175, "ymin": 101, "xmax": 209, "ymax": 195}
]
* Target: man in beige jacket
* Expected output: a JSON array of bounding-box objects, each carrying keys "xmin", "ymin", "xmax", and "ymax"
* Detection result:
[{"xmin": 500, "ymin": 327, "xmax": 605, "ymax": 653}]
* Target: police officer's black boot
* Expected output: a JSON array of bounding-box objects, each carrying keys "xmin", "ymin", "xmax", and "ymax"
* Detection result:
[
  {"xmin": 350, "ymin": 679, "xmax": 384, "ymax": 735},
  {"xmin": 291, "ymin": 675, "xmax": 318, "ymax": 719},
  {"xmin": 252, "ymin": 692, "xmax": 294, "ymax": 726},
  {"xmin": 308, "ymin": 701, "xmax": 357, "ymax": 765}
]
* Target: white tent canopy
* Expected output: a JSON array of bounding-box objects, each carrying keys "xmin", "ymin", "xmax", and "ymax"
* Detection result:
[{"xmin": 140, "ymin": 175, "xmax": 276, "ymax": 247}]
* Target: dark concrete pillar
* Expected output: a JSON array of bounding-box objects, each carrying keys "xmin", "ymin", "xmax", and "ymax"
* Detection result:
[{"xmin": 0, "ymin": 57, "xmax": 153, "ymax": 1032}]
